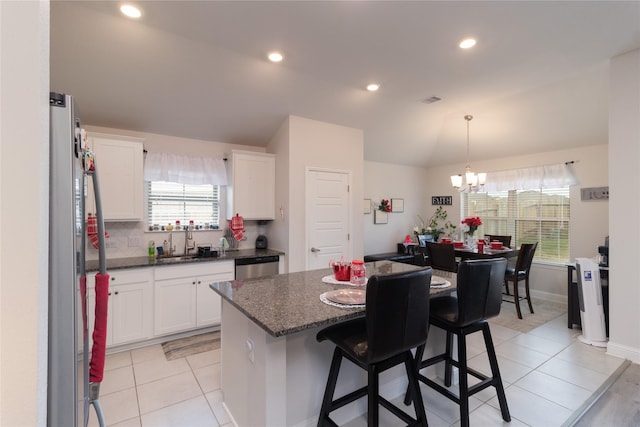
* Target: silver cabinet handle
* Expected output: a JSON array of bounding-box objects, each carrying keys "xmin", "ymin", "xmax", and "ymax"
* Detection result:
[{"xmin": 310, "ymin": 247, "xmax": 320, "ymax": 253}]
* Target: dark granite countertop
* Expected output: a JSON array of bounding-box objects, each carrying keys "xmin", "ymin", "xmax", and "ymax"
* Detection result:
[
  {"xmin": 209, "ymin": 261, "xmax": 456, "ymax": 338},
  {"xmin": 86, "ymin": 248, "xmax": 284, "ymax": 272}
]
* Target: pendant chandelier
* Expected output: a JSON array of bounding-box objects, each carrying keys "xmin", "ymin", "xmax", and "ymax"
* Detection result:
[{"xmin": 451, "ymin": 115, "xmax": 486, "ymax": 191}]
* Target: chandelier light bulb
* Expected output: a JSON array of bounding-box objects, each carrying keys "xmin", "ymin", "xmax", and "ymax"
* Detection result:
[{"xmin": 451, "ymin": 115, "xmax": 486, "ymax": 192}]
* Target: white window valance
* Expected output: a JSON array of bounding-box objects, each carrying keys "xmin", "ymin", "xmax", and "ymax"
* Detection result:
[
  {"xmin": 483, "ymin": 162, "xmax": 579, "ymax": 192},
  {"xmin": 144, "ymin": 152, "xmax": 228, "ymax": 186}
]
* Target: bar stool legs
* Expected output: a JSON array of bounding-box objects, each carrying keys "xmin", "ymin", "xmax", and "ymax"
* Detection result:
[
  {"xmin": 318, "ymin": 347, "xmax": 429, "ymax": 426},
  {"xmin": 406, "ymin": 322, "xmax": 510, "ymax": 427}
]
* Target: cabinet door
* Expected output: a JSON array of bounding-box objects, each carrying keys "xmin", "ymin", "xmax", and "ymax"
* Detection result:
[
  {"xmin": 228, "ymin": 152, "xmax": 275, "ymax": 220},
  {"xmin": 196, "ymin": 272, "xmax": 232, "ymax": 327},
  {"xmin": 87, "ymin": 135, "xmax": 143, "ymax": 221},
  {"xmin": 154, "ymin": 277, "xmax": 197, "ymax": 336},
  {"xmin": 110, "ymin": 282, "xmax": 153, "ymax": 345}
]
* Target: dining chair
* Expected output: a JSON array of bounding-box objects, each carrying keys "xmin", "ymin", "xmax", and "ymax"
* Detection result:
[
  {"xmin": 425, "ymin": 241, "xmax": 457, "ymax": 272},
  {"xmin": 413, "ymin": 245, "xmax": 429, "ymax": 266},
  {"xmin": 503, "ymin": 242, "xmax": 538, "ymax": 319},
  {"xmin": 485, "ymin": 234, "xmax": 512, "ymax": 248},
  {"xmin": 316, "ymin": 268, "xmax": 432, "ymax": 426},
  {"xmin": 405, "ymin": 258, "xmax": 510, "ymax": 427}
]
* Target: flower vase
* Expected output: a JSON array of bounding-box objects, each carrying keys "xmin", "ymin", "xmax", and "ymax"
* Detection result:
[{"xmin": 466, "ymin": 232, "xmax": 476, "ymax": 249}]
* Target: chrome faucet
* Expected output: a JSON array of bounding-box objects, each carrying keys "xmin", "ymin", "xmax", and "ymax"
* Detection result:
[
  {"xmin": 168, "ymin": 231, "xmax": 174, "ymax": 256},
  {"xmin": 185, "ymin": 224, "xmax": 196, "ymax": 255}
]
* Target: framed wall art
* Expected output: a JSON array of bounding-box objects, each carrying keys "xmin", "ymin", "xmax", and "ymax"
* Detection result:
[
  {"xmin": 363, "ymin": 199, "xmax": 372, "ymax": 214},
  {"xmin": 391, "ymin": 198, "xmax": 404, "ymax": 212},
  {"xmin": 374, "ymin": 210, "xmax": 388, "ymax": 224}
]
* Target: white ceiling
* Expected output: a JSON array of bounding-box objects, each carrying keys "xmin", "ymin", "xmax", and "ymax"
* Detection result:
[{"xmin": 50, "ymin": 1, "xmax": 640, "ymax": 167}]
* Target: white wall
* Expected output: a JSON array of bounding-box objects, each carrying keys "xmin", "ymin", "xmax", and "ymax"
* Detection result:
[
  {"xmin": 83, "ymin": 125, "xmax": 268, "ymax": 260},
  {"xmin": 278, "ymin": 116, "xmax": 365, "ymax": 272},
  {"xmin": 266, "ymin": 118, "xmax": 291, "ymax": 269},
  {"xmin": 363, "ymin": 161, "xmax": 429, "ymax": 254},
  {"xmin": 0, "ymin": 2, "xmax": 49, "ymax": 424},
  {"xmin": 362, "ymin": 144, "xmax": 608, "ymax": 300},
  {"xmin": 608, "ymin": 48, "xmax": 640, "ymax": 362},
  {"xmin": 422, "ymin": 144, "xmax": 608, "ymax": 299}
]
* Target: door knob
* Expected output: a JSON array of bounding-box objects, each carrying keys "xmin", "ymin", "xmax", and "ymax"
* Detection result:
[{"xmin": 310, "ymin": 247, "xmax": 320, "ymax": 253}]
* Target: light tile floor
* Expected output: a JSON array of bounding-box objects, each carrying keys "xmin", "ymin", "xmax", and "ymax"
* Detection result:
[
  {"xmin": 85, "ymin": 344, "xmax": 230, "ymax": 427},
  {"xmin": 344, "ymin": 314, "xmax": 626, "ymax": 427},
  {"xmin": 89, "ymin": 313, "xmax": 624, "ymax": 427}
]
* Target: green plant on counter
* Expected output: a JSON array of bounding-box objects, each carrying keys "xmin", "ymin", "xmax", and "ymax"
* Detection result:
[{"xmin": 413, "ymin": 206, "xmax": 456, "ymax": 242}]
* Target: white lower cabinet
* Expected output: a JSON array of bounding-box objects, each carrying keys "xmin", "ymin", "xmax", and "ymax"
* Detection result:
[
  {"xmin": 84, "ymin": 268, "xmax": 153, "ymax": 348},
  {"xmin": 154, "ymin": 261, "xmax": 233, "ymax": 336}
]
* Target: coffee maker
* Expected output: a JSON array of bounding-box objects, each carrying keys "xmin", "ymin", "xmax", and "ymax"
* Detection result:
[{"xmin": 597, "ymin": 235, "xmax": 609, "ymax": 267}]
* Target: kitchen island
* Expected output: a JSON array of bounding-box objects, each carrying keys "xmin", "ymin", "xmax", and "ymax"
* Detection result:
[{"xmin": 209, "ymin": 261, "xmax": 455, "ymax": 427}]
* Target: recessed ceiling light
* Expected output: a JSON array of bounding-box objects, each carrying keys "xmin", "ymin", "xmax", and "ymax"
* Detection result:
[
  {"xmin": 120, "ymin": 4, "xmax": 142, "ymax": 19},
  {"xmin": 268, "ymin": 52, "xmax": 284, "ymax": 63},
  {"xmin": 459, "ymin": 38, "xmax": 477, "ymax": 49},
  {"xmin": 366, "ymin": 83, "xmax": 380, "ymax": 92}
]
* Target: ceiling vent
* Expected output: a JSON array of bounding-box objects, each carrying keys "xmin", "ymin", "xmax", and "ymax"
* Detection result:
[{"xmin": 421, "ymin": 96, "xmax": 442, "ymax": 104}]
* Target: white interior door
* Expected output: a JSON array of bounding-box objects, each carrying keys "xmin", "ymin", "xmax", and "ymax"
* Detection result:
[{"xmin": 306, "ymin": 169, "xmax": 351, "ymax": 270}]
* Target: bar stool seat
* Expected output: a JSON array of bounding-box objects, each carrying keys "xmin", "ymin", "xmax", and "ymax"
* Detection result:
[
  {"xmin": 316, "ymin": 268, "xmax": 432, "ymax": 426},
  {"xmin": 406, "ymin": 259, "xmax": 510, "ymax": 427}
]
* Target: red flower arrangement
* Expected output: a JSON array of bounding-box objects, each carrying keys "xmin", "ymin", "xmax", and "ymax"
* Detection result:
[
  {"xmin": 461, "ymin": 217, "xmax": 482, "ymax": 234},
  {"xmin": 378, "ymin": 199, "xmax": 391, "ymax": 212}
]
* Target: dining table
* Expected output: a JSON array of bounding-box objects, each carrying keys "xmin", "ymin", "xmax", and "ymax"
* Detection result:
[{"xmin": 454, "ymin": 245, "xmax": 519, "ymax": 261}]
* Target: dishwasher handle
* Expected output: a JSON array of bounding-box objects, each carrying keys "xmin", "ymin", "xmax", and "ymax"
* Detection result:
[{"xmin": 235, "ymin": 255, "xmax": 280, "ymax": 266}]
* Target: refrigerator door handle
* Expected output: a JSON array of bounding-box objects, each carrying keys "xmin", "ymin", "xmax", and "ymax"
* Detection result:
[{"xmin": 85, "ymin": 162, "xmax": 108, "ymax": 427}]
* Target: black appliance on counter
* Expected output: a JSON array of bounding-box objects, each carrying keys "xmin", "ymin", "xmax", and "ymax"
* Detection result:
[
  {"xmin": 256, "ymin": 235, "xmax": 268, "ymax": 249},
  {"xmin": 598, "ymin": 240, "xmax": 609, "ymax": 267}
]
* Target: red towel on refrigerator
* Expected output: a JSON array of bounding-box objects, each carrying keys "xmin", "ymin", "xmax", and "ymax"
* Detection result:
[
  {"xmin": 87, "ymin": 213, "xmax": 110, "ymax": 249},
  {"xmin": 230, "ymin": 213, "xmax": 245, "ymax": 241},
  {"xmin": 89, "ymin": 272, "xmax": 109, "ymax": 383}
]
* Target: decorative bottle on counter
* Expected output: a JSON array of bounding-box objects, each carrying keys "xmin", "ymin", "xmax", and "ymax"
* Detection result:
[{"xmin": 350, "ymin": 260, "xmax": 366, "ymax": 285}]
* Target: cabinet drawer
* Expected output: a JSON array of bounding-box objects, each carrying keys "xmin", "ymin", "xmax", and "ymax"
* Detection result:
[
  {"xmin": 110, "ymin": 268, "xmax": 153, "ymax": 284},
  {"xmin": 85, "ymin": 268, "xmax": 152, "ymax": 288},
  {"xmin": 154, "ymin": 260, "xmax": 234, "ymax": 280}
]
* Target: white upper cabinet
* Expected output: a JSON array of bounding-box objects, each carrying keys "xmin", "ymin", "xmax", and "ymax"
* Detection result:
[
  {"xmin": 226, "ymin": 150, "xmax": 275, "ymax": 220},
  {"xmin": 86, "ymin": 133, "xmax": 144, "ymax": 221}
]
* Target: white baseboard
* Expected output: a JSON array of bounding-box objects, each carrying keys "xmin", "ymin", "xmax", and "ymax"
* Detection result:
[{"xmin": 606, "ymin": 340, "xmax": 640, "ymax": 363}]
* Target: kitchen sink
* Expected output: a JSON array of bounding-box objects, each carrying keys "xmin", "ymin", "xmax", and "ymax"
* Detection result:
[{"xmin": 155, "ymin": 255, "xmax": 200, "ymax": 264}]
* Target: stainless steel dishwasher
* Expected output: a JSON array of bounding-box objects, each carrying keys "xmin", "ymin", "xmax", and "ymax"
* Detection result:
[{"xmin": 235, "ymin": 255, "xmax": 280, "ymax": 279}]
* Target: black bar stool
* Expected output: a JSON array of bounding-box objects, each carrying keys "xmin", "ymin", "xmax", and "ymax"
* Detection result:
[
  {"xmin": 316, "ymin": 268, "xmax": 432, "ymax": 426},
  {"xmin": 406, "ymin": 259, "xmax": 510, "ymax": 427},
  {"xmin": 503, "ymin": 242, "xmax": 538, "ymax": 319}
]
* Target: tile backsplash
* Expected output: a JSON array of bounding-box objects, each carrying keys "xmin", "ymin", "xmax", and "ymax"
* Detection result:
[{"xmin": 86, "ymin": 220, "xmax": 266, "ymax": 260}]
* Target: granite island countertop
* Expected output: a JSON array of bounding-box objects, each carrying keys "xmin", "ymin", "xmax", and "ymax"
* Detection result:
[
  {"xmin": 86, "ymin": 248, "xmax": 284, "ymax": 272},
  {"xmin": 209, "ymin": 261, "xmax": 456, "ymax": 338}
]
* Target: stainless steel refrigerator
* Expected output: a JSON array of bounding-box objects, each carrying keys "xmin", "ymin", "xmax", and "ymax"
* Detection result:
[{"xmin": 48, "ymin": 92, "xmax": 109, "ymax": 427}]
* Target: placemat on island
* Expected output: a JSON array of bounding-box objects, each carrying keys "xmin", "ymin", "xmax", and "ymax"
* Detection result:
[
  {"xmin": 320, "ymin": 292, "xmax": 365, "ymax": 309},
  {"xmin": 431, "ymin": 275, "xmax": 452, "ymax": 289},
  {"xmin": 321, "ymin": 275, "xmax": 368, "ymax": 287}
]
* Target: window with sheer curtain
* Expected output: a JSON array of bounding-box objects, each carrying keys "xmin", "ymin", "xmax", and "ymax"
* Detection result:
[
  {"xmin": 143, "ymin": 152, "xmax": 226, "ymax": 228},
  {"xmin": 146, "ymin": 181, "xmax": 220, "ymax": 228},
  {"xmin": 463, "ymin": 187, "xmax": 570, "ymax": 263}
]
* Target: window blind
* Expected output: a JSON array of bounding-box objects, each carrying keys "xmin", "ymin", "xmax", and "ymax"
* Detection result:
[
  {"xmin": 464, "ymin": 187, "xmax": 570, "ymax": 263},
  {"xmin": 147, "ymin": 181, "xmax": 220, "ymax": 227}
]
